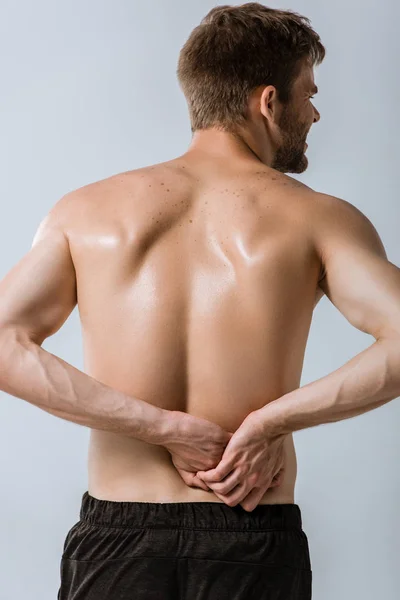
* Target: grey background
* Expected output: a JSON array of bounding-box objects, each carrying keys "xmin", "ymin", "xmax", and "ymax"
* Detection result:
[{"xmin": 0, "ymin": 1, "xmax": 399, "ymax": 598}]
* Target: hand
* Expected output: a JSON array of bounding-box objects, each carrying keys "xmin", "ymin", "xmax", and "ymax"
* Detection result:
[
  {"xmin": 196, "ymin": 411, "xmax": 286, "ymax": 512},
  {"xmin": 163, "ymin": 411, "xmax": 233, "ymax": 492}
]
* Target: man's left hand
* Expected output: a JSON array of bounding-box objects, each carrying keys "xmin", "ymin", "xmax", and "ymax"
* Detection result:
[{"xmin": 196, "ymin": 411, "xmax": 286, "ymax": 512}]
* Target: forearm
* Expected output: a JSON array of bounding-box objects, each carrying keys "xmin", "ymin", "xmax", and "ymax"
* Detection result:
[
  {"xmin": 0, "ymin": 327, "xmax": 174, "ymax": 445},
  {"xmin": 259, "ymin": 337, "xmax": 400, "ymax": 436}
]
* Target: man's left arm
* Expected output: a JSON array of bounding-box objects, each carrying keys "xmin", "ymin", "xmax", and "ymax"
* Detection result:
[{"xmin": 257, "ymin": 195, "xmax": 400, "ymax": 437}]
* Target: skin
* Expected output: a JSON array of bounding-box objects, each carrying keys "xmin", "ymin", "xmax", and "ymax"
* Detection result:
[{"xmin": 1, "ymin": 56, "xmax": 400, "ymax": 510}]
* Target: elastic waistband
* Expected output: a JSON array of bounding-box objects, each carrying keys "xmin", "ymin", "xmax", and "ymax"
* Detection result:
[{"xmin": 79, "ymin": 491, "xmax": 303, "ymax": 531}]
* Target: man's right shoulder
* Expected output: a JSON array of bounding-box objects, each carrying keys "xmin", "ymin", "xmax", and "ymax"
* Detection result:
[
  {"xmin": 65, "ymin": 166, "xmax": 152, "ymax": 199},
  {"xmin": 52, "ymin": 166, "xmax": 160, "ymax": 227}
]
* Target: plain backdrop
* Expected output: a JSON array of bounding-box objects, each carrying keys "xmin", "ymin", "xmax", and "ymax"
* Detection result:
[{"xmin": 0, "ymin": 1, "xmax": 399, "ymax": 598}]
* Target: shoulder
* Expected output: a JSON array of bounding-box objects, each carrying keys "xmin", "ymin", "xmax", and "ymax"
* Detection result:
[
  {"xmin": 310, "ymin": 192, "xmax": 386, "ymax": 253},
  {"xmin": 306, "ymin": 193, "xmax": 387, "ymax": 284},
  {"xmin": 40, "ymin": 167, "xmax": 152, "ymax": 230}
]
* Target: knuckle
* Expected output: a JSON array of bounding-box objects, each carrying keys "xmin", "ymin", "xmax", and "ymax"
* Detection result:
[
  {"xmin": 205, "ymin": 458, "xmax": 216, "ymax": 469},
  {"xmin": 225, "ymin": 497, "xmax": 237, "ymax": 507}
]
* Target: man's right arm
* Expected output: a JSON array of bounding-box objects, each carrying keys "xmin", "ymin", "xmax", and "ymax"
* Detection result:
[
  {"xmin": 0, "ymin": 193, "xmax": 175, "ymax": 445},
  {"xmin": 258, "ymin": 193, "xmax": 400, "ymax": 436}
]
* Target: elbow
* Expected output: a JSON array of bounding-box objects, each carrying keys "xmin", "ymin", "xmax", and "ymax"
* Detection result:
[
  {"xmin": 0, "ymin": 325, "xmax": 30, "ymax": 348},
  {"xmin": 0, "ymin": 325, "xmax": 37, "ymax": 371}
]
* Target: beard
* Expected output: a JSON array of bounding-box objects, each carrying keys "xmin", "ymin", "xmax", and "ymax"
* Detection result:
[{"xmin": 271, "ymin": 105, "xmax": 309, "ymax": 174}]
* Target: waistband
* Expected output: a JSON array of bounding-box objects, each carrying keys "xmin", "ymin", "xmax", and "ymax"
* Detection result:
[{"xmin": 79, "ymin": 491, "xmax": 303, "ymax": 531}]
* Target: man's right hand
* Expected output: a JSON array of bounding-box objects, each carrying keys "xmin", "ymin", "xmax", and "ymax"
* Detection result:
[{"xmin": 163, "ymin": 411, "xmax": 233, "ymax": 491}]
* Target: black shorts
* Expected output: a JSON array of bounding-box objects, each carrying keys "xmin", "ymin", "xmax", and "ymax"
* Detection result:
[{"xmin": 57, "ymin": 490, "xmax": 312, "ymax": 599}]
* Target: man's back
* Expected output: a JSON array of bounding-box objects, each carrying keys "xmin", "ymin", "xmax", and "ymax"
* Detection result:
[{"xmin": 64, "ymin": 154, "xmax": 323, "ymax": 504}]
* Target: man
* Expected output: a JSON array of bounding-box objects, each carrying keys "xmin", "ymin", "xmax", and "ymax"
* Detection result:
[{"xmin": 1, "ymin": 3, "xmax": 400, "ymax": 599}]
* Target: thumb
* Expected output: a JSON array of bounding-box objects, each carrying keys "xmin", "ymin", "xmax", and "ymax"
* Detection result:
[
  {"xmin": 192, "ymin": 474, "xmax": 212, "ymax": 491},
  {"xmin": 197, "ymin": 469, "xmax": 215, "ymax": 481}
]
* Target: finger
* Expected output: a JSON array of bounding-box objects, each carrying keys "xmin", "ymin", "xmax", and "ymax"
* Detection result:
[
  {"xmin": 176, "ymin": 468, "xmax": 212, "ymax": 492},
  {"xmin": 192, "ymin": 474, "xmax": 212, "ymax": 491},
  {"xmin": 218, "ymin": 470, "xmax": 261, "ymax": 506},
  {"xmin": 197, "ymin": 458, "xmax": 235, "ymax": 482},
  {"xmin": 207, "ymin": 486, "xmax": 242, "ymax": 507},
  {"xmin": 219, "ymin": 482, "xmax": 248, "ymax": 507},
  {"xmin": 240, "ymin": 487, "xmax": 265, "ymax": 512},
  {"xmin": 199, "ymin": 469, "xmax": 242, "ymax": 495},
  {"xmin": 270, "ymin": 469, "xmax": 285, "ymax": 487}
]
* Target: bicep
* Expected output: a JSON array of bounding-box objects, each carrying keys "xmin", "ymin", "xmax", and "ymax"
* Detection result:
[
  {"xmin": 0, "ymin": 201, "xmax": 77, "ymax": 345},
  {"xmin": 316, "ymin": 196, "xmax": 400, "ymax": 340}
]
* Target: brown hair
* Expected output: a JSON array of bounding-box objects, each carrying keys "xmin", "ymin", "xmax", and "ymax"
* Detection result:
[{"xmin": 177, "ymin": 3, "xmax": 326, "ymax": 132}]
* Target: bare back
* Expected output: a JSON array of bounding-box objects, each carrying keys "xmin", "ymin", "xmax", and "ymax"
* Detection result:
[{"xmin": 66, "ymin": 156, "xmax": 322, "ymax": 504}]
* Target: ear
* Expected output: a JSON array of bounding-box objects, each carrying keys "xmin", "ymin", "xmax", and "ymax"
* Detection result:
[{"xmin": 259, "ymin": 85, "xmax": 281, "ymax": 126}]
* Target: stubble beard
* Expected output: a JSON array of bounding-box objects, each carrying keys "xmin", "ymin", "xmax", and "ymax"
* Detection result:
[{"xmin": 271, "ymin": 106, "xmax": 309, "ymax": 174}]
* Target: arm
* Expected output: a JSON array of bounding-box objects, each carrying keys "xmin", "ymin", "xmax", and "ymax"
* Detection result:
[
  {"xmin": 259, "ymin": 194, "xmax": 400, "ymax": 436},
  {"xmin": 0, "ymin": 194, "xmax": 173, "ymax": 445}
]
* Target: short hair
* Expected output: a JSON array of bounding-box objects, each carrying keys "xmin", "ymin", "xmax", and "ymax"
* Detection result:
[{"xmin": 177, "ymin": 3, "xmax": 326, "ymax": 132}]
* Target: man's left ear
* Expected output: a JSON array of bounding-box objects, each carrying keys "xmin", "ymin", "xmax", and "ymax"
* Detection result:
[{"xmin": 259, "ymin": 85, "xmax": 281, "ymax": 126}]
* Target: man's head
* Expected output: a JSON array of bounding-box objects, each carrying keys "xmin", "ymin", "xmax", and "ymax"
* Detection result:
[{"xmin": 177, "ymin": 3, "xmax": 325, "ymax": 173}]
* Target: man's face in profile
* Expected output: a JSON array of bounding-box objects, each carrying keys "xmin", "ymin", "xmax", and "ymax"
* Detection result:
[
  {"xmin": 271, "ymin": 64, "xmax": 320, "ymax": 174},
  {"xmin": 272, "ymin": 102, "xmax": 311, "ymax": 174}
]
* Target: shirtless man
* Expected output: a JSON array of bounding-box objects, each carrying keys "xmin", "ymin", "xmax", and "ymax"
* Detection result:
[{"xmin": 1, "ymin": 4, "xmax": 400, "ymax": 599}]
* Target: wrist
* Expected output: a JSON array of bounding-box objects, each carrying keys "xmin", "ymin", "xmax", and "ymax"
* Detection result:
[
  {"xmin": 255, "ymin": 399, "xmax": 291, "ymax": 438},
  {"xmin": 143, "ymin": 408, "xmax": 179, "ymax": 445}
]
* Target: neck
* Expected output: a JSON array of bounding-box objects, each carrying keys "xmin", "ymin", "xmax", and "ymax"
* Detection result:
[{"xmin": 185, "ymin": 127, "xmax": 275, "ymax": 167}]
